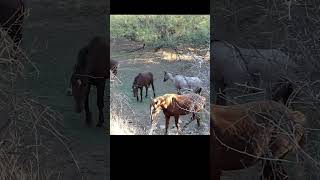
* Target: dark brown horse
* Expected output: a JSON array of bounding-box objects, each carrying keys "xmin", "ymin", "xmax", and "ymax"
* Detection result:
[
  {"xmin": 132, "ymin": 72, "xmax": 155, "ymax": 102},
  {"xmin": 70, "ymin": 36, "xmax": 108, "ymax": 127},
  {"xmin": 0, "ymin": 0, "xmax": 25, "ymax": 46},
  {"xmin": 211, "ymin": 100, "xmax": 306, "ymax": 180},
  {"xmin": 150, "ymin": 93, "xmax": 206, "ymax": 135}
]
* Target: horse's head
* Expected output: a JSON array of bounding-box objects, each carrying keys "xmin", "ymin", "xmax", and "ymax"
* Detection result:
[
  {"xmin": 163, "ymin": 71, "xmax": 169, "ymax": 82},
  {"xmin": 71, "ymin": 74, "xmax": 89, "ymax": 113},
  {"xmin": 150, "ymin": 97, "xmax": 163, "ymax": 124}
]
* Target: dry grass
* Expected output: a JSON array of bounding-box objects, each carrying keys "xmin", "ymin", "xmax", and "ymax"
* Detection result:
[
  {"xmin": 110, "ymin": 72, "xmax": 144, "ymax": 135},
  {"xmin": 0, "ymin": 27, "xmax": 79, "ymax": 179}
]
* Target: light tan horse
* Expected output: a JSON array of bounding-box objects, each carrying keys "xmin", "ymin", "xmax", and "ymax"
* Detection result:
[{"xmin": 211, "ymin": 100, "xmax": 306, "ymax": 180}]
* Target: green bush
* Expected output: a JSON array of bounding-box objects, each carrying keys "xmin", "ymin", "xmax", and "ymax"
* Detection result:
[{"xmin": 110, "ymin": 15, "xmax": 209, "ymax": 48}]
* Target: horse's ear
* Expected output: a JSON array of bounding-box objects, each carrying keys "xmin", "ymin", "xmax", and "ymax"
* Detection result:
[{"xmin": 77, "ymin": 79, "xmax": 82, "ymax": 87}]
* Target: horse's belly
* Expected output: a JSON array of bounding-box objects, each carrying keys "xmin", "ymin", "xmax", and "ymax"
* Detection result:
[{"xmin": 164, "ymin": 110, "xmax": 189, "ymax": 117}]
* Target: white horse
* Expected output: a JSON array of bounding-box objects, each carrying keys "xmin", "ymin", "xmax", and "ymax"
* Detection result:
[{"xmin": 163, "ymin": 71, "xmax": 203, "ymax": 94}]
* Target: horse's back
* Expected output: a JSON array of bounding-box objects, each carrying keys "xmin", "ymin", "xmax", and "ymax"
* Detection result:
[
  {"xmin": 86, "ymin": 36, "xmax": 108, "ymax": 78},
  {"xmin": 140, "ymin": 71, "xmax": 154, "ymax": 82},
  {"xmin": 212, "ymin": 40, "xmax": 297, "ymax": 84},
  {"xmin": 133, "ymin": 71, "xmax": 154, "ymax": 86},
  {"xmin": 176, "ymin": 93, "xmax": 205, "ymax": 110}
]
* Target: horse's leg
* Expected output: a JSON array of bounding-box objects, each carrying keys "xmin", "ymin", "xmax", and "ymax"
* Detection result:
[
  {"xmin": 151, "ymin": 81, "xmax": 155, "ymax": 97},
  {"xmin": 174, "ymin": 115, "xmax": 180, "ymax": 134},
  {"xmin": 85, "ymin": 84, "xmax": 92, "ymax": 125},
  {"xmin": 195, "ymin": 113, "xmax": 201, "ymax": 127},
  {"xmin": 140, "ymin": 87, "xmax": 143, "ymax": 102},
  {"xmin": 96, "ymin": 80, "xmax": 106, "ymax": 127},
  {"xmin": 164, "ymin": 115, "xmax": 170, "ymax": 135},
  {"xmin": 145, "ymin": 85, "xmax": 148, "ymax": 97}
]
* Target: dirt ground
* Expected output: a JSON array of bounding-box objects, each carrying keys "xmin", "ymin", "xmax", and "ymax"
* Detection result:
[
  {"xmin": 17, "ymin": 1, "xmax": 108, "ymax": 179},
  {"xmin": 110, "ymin": 40, "xmax": 210, "ymax": 135}
]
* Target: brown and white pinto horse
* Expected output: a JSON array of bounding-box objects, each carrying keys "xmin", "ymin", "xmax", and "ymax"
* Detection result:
[{"xmin": 150, "ymin": 93, "xmax": 206, "ymax": 135}]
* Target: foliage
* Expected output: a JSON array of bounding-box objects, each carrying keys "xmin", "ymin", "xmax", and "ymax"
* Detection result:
[{"xmin": 110, "ymin": 15, "xmax": 209, "ymax": 48}]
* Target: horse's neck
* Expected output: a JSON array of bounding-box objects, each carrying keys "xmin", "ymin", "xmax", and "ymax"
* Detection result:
[{"xmin": 168, "ymin": 73, "xmax": 175, "ymax": 82}]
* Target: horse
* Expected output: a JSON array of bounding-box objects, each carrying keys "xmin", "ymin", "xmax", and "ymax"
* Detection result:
[
  {"xmin": 163, "ymin": 71, "xmax": 203, "ymax": 94},
  {"xmin": 69, "ymin": 36, "xmax": 108, "ymax": 127},
  {"xmin": 211, "ymin": 100, "xmax": 306, "ymax": 180},
  {"xmin": 132, "ymin": 72, "xmax": 155, "ymax": 102},
  {"xmin": 0, "ymin": 0, "xmax": 25, "ymax": 46},
  {"xmin": 212, "ymin": 39, "xmax": 300, "ymax": 106},
  {"xmin": 150, "ymin": 93, "xmax": 206, "ymax": 135},
  {"xmin": 66, "ymin": 58, "xmax": 116, "ymax": 96}
]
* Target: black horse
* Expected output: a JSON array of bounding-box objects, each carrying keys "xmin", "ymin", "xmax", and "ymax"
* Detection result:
[
  {"xmin": 0, "ymin": 0, "xmax": 25, "ymax": 45},
  {"xmin": 70, "ymin": 36, "xmax": 108, "ymax": 127}
]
